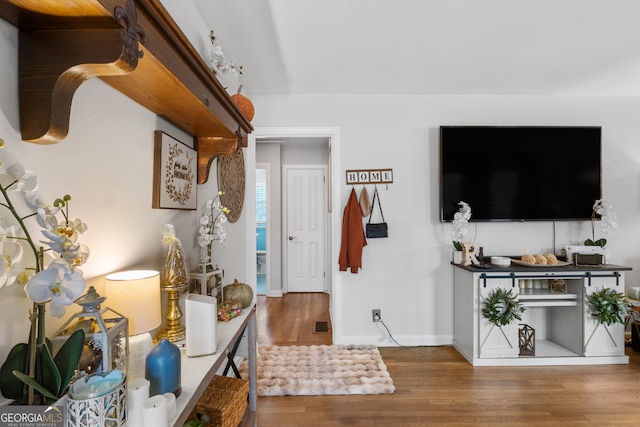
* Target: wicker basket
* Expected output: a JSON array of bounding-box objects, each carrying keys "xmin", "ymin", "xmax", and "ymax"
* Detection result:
[{"xmin": 188, "ymin": 375, "xmax": 248, "ymax": 427}]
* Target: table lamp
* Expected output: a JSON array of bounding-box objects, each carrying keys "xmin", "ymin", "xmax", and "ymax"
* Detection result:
[{"xmin": 105, "ymin": 270, "xmax": 161, "ymax": 381}]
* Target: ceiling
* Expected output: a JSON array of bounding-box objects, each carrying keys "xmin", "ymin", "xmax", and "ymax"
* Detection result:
[{"xmin": 193, "ymin": 0, "xmax": 640, "ymax": 96}]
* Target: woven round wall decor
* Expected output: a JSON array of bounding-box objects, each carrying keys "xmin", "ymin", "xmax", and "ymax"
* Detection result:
[{"xmin": 216, "ymin": 148, "xmax": 245, "ymax": 223}]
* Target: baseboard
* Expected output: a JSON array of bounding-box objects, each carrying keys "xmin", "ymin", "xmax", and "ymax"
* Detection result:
[
  {"xmin": 333, "ymin": 334, "xmax": 454, "ymax": 347},
  {"xmin": 267, "ymin": 290, "xmax": 283, "ymax": 297}
]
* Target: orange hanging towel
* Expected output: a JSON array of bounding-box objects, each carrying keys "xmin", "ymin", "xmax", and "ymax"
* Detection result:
[{"xmin": 339, "ymin": 188, "xmax": 367, "ymax": 273}]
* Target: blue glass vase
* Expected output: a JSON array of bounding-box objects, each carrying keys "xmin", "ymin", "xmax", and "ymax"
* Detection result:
[{"xmin": 145, "ymin": 339, "xmax": 181, "ymax": 396}]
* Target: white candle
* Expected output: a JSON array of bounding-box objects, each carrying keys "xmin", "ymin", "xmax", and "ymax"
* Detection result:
[
  {"xmin": 127, "ymin": 378, "xmax": 150, "ymax": 427},
  {"xmin": 163, "ymin": 392, "xmax": 176, "ymax": 419},
  {"xmin": 142, "ymin": 394, "xmax": 168, "ymax": 427}
]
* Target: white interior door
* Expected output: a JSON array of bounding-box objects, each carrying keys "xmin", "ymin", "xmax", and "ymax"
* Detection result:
[{"xmin": 285, "ymin": 167, "xmax": 326, "ymax": 292}]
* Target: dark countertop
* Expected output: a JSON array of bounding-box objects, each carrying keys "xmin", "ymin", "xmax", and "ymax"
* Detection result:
[{"xmin": 453, "ymin": 259, "xmax": 632, "ymax": 274}]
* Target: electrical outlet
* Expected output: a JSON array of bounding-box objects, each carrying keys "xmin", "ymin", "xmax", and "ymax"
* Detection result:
[{"xmin": 372, "ymin": 309, "xmax": 381, "ymax": 322}]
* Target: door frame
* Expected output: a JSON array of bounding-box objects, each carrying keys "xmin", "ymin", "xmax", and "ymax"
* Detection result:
[
  {"xmin": 246, "ymin": 127, "xmax": 342, "ymax": 343},
  {"xmin": 282, "ymin": 164, "xmax": 328, "ymax": 294}
]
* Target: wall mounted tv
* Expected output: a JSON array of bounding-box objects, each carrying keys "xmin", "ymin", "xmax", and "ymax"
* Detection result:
[{"xmin": 440, "ymin": 126, "xmax": 602, "ymax": 222}]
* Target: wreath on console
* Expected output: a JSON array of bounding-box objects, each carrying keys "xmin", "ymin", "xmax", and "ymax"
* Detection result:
[
  {"xmin": 482, "ymin": 287, "xmax": 525, "ymax": 327},
  {"xmin": 587, "ymin": 287, "xmax": 631, "ymax": 326}
]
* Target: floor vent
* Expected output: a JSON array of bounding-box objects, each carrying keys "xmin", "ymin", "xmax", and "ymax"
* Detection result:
[{"xmin": 314, "ymin": 321, "xmax": 330, "ymax": 333}]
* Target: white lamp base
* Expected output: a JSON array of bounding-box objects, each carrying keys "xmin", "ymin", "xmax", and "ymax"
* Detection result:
[{"xmin": 128, "ymin": 333, "xmax": 154, "ymax": 381}]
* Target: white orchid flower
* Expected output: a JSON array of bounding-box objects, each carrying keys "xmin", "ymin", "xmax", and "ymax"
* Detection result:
[
  {"xmin": 40, "ymin": 229, "xmax": 80, "ymax": 263},
  {"xmin": 70, "ymin": 243, "xmax": 90, "ymax": 268},
  {"xmin": 4, "ymin": 163, "xmax": 38, "ymax": 192},
  {"xmin": 216, "ymin": 228, "xmax": 227, "ymax": 244},
  {"xmin": 54, "ymin": 218, "xmax": 87, "ymax": 244},
  {"xmin": 25, "ymin": 192, "xmax": 63, "ymax": 230},
  {"xmin": 216, "ymin": 212, "xmax": 228, "ymax": 225},
  {"xmin": 0, "ymin": 222, "xmax": 8, "ymax": 242},
  {"xmin": 37, "ymin": 207, "xmax": 59, "ymax": 231},
  {"xmin": 197, "ymin": 194, "xmax": 229, "ymax": 248},
  {"xmin": 0, "ymin": 223, "xmax": 24, "ymax": 243},
  {"xmin": 14, "ymin": 268, "xmax": 34, "ymax": 287},
  {"xmin": 451, "ymin": 201, "xmax": 472, "ymax": 248},
  {"xmin": 0, "ymin": 240, "xmax": 25, "ymax": 288},
  {"xmin": 593, "ymin": 199, "xmax": 618, "ymax": 234},
  {"xmin": 25, "ymin": 262, "xmax": 85, "ymax": 317},
  {"xmin": 197, "ymin": 234, "xmax": 209, "ymax": 247}
]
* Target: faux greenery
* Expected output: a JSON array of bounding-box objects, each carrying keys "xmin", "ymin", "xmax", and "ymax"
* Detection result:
[
  {"xmin": 482, "ymin": 287, "xmax": 525, "ymax": 327},
  {"xmin": 0, "ymin": 329, "xmax": 85, "ymax": 404},
  {"xmin": 587, "ymin": 287, "xmax": 631, "ymax": 326},
  {"xmin": 183, "ymin": 420, "xmax": 208, "ymax": 427}
]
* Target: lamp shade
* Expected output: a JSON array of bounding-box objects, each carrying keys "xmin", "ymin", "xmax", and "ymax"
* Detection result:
[{"xmin": 105, "ymin": 270, "xmax": 161, "ymax": 336}]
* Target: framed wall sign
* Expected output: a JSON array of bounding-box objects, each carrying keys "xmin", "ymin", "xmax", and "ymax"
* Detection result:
[
  {"xmin": 345, "ymin": 168, "xmax": 393, "ymax": 185},
  {"xmin": 152, "ymin": 130, "xmax": 197, "ymax": 209}
]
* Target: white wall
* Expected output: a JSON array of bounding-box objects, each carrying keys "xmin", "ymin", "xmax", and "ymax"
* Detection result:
[
  {"xmin": 250, "ymin": 93, "xmax": 640, "ymax": 346},
  {"xmin": 281, "ymin": 142, "xmax": 329, "ymax": 165}
]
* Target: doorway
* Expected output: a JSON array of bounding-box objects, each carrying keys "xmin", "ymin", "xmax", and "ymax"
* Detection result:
[
  {"xmin": 247, "ymin": 127, "xmax": 342, "ymax": 342},
  {"xmin": 255, "ymin": 165, "xmax": 268, "ymax": 295},
  {"xmin": 256, "ymin": 139, "xmax": 330, "ymax": 295}
]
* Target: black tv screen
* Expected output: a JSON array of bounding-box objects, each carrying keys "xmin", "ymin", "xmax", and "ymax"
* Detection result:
[{"xmin": 440, "ymin": 126, "xmax": 602, "ymax": 222}]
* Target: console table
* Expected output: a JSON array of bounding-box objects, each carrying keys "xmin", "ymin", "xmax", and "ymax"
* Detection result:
[
  {"xmin": 453, "ymin": 263, "xmax": 631, "ymax": 366},
  {"xmin": 171, "ymin": 304, "xmax": 257, "ymax": 426}
]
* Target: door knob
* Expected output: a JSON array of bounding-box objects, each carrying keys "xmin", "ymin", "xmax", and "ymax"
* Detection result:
[{"xmin": 288, "ymin": 236, "xmax": 296, "ymax": 240}]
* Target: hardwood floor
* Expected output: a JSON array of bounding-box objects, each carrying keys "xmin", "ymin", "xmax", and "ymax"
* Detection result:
[
  {"xmin": 257, "ymin": 293, "xmax": 332, "ymax": 346},
  {"xmin": 255, "ymin": 293, "xmax": 640, "ymax": 426}
]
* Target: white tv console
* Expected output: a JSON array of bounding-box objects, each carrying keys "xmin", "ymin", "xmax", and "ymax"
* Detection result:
[{"xmin": 453, "ymin": 262, "xmax": 631, "ymax": 366}]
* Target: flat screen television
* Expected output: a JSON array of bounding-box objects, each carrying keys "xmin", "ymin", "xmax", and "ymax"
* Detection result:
[{"xmin": 440, "ymin": 126, "xmax": 602, "ymax": 222}]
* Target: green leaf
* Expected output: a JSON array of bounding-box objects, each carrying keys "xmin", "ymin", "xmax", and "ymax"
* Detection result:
[
  {"xmin": 584, "ymin": 239, "xmax": 595, "ymax": 246},
  {"xmin": 453, "ymin": 241, "xmax": 463, "ymax": 251},
  {"xmin": 0, "ymin": 343, "xmax": 28, "ymax": 402},
  {"xmin": 53, "ymin": 329, "xmax": 85, "ymax": 396},
  {"xmin": 39, "ymin": 345, "xmax": 61, "ymax": 399},
  {"xmin": 12, "ymin": 370, "xmax": 57, "ymax": 400},
  {"xmin": 588, "ymin": 287, "xmax": 631, "ymax": 326},
  {"xmin": 594, "ymin": 238, "xmax": 607, "ymax": 248}
]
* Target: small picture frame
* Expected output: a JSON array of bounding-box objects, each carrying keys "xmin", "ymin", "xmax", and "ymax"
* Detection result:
[{"xmin": 152, "ymin": 130, "xmax": 197, "ymax": 209}]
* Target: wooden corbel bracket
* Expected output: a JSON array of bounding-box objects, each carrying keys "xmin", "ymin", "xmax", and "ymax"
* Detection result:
[
  {"xmin": 196, "ymin": 136, "xmax": 238, "ymax": 184},
  {"xmin": 19, "ymin": 28, "xmax": 139, "ymax": 143},
  {"xmin": 18, "ymin": 0, "xmax": 145, "ymax": 145}
]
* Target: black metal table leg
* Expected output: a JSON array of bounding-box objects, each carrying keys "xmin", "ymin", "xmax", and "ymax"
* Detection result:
[{"xmin": 223, "ymin": 325, "xmax": 246, "ymax": 378}]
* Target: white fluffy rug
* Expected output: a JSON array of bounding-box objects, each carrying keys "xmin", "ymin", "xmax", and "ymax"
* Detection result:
[{"xmin": 239, "ymin": 344, "xmax": 395, "ymax": 396}]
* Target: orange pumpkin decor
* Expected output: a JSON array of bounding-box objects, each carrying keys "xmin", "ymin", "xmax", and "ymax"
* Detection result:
[{"xmin": 230, "ymin": 85, "xmax": 254, "ymax": 121}]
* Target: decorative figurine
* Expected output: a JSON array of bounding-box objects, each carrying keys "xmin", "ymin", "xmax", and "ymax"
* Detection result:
[{"xmin": 461, "ymin": 242, "xmax": 480, "ymax": 266}]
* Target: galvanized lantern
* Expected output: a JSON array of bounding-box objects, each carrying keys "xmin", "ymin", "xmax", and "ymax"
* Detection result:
[{"xmin": 53, "ymin": 286, "xmax": 129, "ymax": 376}]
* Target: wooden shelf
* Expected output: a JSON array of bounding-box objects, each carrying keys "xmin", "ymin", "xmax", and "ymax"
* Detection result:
[
  {"xmin": 518, "ymin": 288, "xmax": 578, "ymax": 307},
  {"xmin": 0, "ymin": 0, "xmax": 252, "ymax": 183}
]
